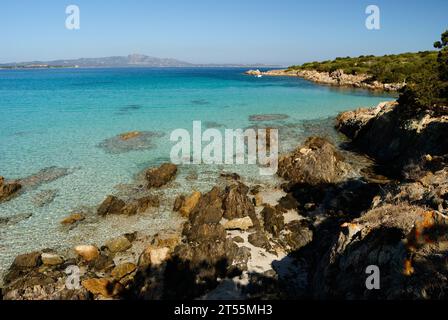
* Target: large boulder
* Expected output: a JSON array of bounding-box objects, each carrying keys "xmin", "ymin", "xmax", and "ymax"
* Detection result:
[
  {"xmin": 222, "ymin": 183, "xmax": 256, "ymax": 220},
  {"xmin": 278, "ymin": 137, "xmax": 353, "ymax": 185},
  {"xmin": 188, "ymin": 187, "xmax": 224, "ymax": 226},
  {"xmin": 308, "ymin": 205, "xmax": 448, "ymax": 299},
  {"xmin": 335, "ymin": 105, "xmax": 383, "ymax": 139},
  {"xmin": 145, "ymin": 163, "xmax": 177, "ymax": 188},
  {"xmin": 336, "ymin": 101, "xmax": 448, "ymax": 172}
]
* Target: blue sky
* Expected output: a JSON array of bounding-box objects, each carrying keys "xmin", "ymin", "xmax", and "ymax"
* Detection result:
[{"xmin": 1, "ymin": 0, "xmax": 447, "ymax": 65}]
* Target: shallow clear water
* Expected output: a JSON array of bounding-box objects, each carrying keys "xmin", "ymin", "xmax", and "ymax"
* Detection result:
[{"xmin": 0, "ymin": 67, "xmax": 393, "ymax": 277}]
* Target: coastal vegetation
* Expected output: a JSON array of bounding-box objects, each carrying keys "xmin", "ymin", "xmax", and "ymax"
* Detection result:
[
  {"xmin": 398, "ymin": 30, "xmax": 448, "ymax": 114},
  {"xmin": 288, "ymin": 30, "xmax": 448, "ymax": 114},
  {"xmin": 288, "ymin": 51, "xmax": 438, "ymax": 84}
]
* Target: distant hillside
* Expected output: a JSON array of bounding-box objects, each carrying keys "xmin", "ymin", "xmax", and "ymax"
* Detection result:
[
  {"xmin": 0, "ymin": 54, "xmax": 276, "ymax": 69},
  {"xmin": 288, "ymin": 51, "xmax": 438, "ymax": 83}
]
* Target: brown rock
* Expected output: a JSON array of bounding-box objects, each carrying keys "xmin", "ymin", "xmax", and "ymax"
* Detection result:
[
  {"xmin": 146, "ymin": 163, "xmax": 177, "ymax": 188},
  {"xmin": 0, "ymin": 180, "xmax": 22, "ymax": 202},
  {"xmin": 248, "ymin": 231, "xmax": 271, "ymax": 250},
  {"xmin": 254, "ymin": 193, "xmax": 264, "ymax": 206},
  {"xmin": 335, "ymin": 107, "xmax": 380, "ymax": 140},
  {"xmin": 60, "ymin": 213, "xmax": 85, "ymax": 225},
  {"xmin": 222, "ymin": 183, "xmax": 255, "ymax": 220},
  {"xmin": 74, "ymin": 245, "xmax": 99, "ymax": 261},
  {"xmin": 119, "ymin": 131, "xmax": 141, "ymax": 141},
  {"xmin": 262, "ymin": 205, "xmax": 285, "ymax": 237},
  {"xmin": 144, "ymin": 247, "xmax": 170, "ymax": 266},
  {"xmin": 173, "ymin": 194, "xmax": 185, "ymax": 211},
  {"xmin": 97, "ymin": 195, "xmax": 126, "ymax": 216},
  {"xmin": 82, "ymin": 278, "xmax": 123, "ymax": 298},
  {"xmin": 278, "ymin": 136, "xmax": 353, "ymax": 185},
  {"xmin": 185, "ymin": 223, "xmax": 227, "ymax": 243},
  {"xmin": 111, "ymin": 262, "xmax": 136, "ymax": 280},
  {"xmin": 280, "ymin": 220, "xmax": 313, "ymax": 252},
  {"xmin": 105, "ymin": 236, "xmax": 132, "ymax": 253},
  {"xmin": 13, "ymin": 251, "xmax": 41, "ymax": 269},
  {"xmin": 189, "ymin": 187, "xmax": 224, "ymax": 225},
  {"xmin": 136, "ymin": 195, "xmax": 160, "ymax": 212},
  {"xmin": 179, "ymin": 191, "xmax": 201, "ymax": 217},
  {"xmin": 41, "ymin": 253, "xmax": 64, "ymax": 266},
  {"xmin": 223, "ymin": 216, "xmax": 254, "ymax": 231},
  {"xmin": 151, "ymin": 231, "xmax": 181, "ymax": 250},
  {"xmin": 220, "ymin": 172, "xmax": 241, "ymax": 180}
]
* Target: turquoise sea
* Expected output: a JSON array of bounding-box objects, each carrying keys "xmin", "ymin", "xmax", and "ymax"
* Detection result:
[{"xmin": 0, "ymin": 67, "xmax": 393, "ymax": 276}]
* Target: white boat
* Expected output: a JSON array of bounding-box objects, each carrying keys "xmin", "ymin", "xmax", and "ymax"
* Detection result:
[{"xmin": 256, "ymin": 74, "xmax": 262, "ymax": 78}]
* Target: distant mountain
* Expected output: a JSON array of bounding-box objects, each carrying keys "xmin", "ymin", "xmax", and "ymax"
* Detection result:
[{"xmin": 0, "ymin": 54, "xmax": 277, "ymax": 68}]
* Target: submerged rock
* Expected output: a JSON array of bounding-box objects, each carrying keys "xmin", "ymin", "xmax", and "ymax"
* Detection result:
[
  {"xmin": 18, "ymin": 166, "xmax": 71, "ymax": 189},
  {"xmin": 98, "ymin": 131, "xmax": 163, "ymax": 154},
  {"xmin": 145, "ymin": 163, "xmax": 177, "ymax": 188},
  {"xmin": 119, "ymin": 131, "xmax": 141, "ymax": 141},
  {"xmin": 0, "ymin": 212, "xmax": 32, "ymax": 226},
  {"xmin": 32, "ymin": 189, "xmax": 58, "ymax": 207},
  {"xmin": 249, "ymin": 114, "xmax": 289, "ymax": 122}
]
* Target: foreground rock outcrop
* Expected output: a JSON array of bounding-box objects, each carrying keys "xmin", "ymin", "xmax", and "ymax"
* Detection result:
[
  {"xmin": 336, "ymin": 101, "xmax": 448, "ymax": 174},
  {"xmin": 278, "ymin": 137, "xmax": 354, "ymax": 186}
]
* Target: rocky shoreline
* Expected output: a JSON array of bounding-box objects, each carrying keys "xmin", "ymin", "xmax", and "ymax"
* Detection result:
[
  {"xmin": 2, "ymin": 99, "xmax": 448, "ymax": 300},
  {"xmin": 245, "ymin": 69, "xmax": 405, "ymax": 92}
]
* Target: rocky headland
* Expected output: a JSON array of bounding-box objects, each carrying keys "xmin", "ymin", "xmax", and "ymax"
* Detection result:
[
  {"xmin": 2, "ymin": 99, "xmax": 448, "ymax": 300},
  {"xmin": 245, "ymin": 69, "xmax": 405, "ymax": 92}
]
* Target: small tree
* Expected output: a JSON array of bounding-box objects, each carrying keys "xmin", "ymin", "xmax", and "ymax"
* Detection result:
[{"xmin": 398, "ymin": 30, "xmax": 448, "ymax": 114}]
